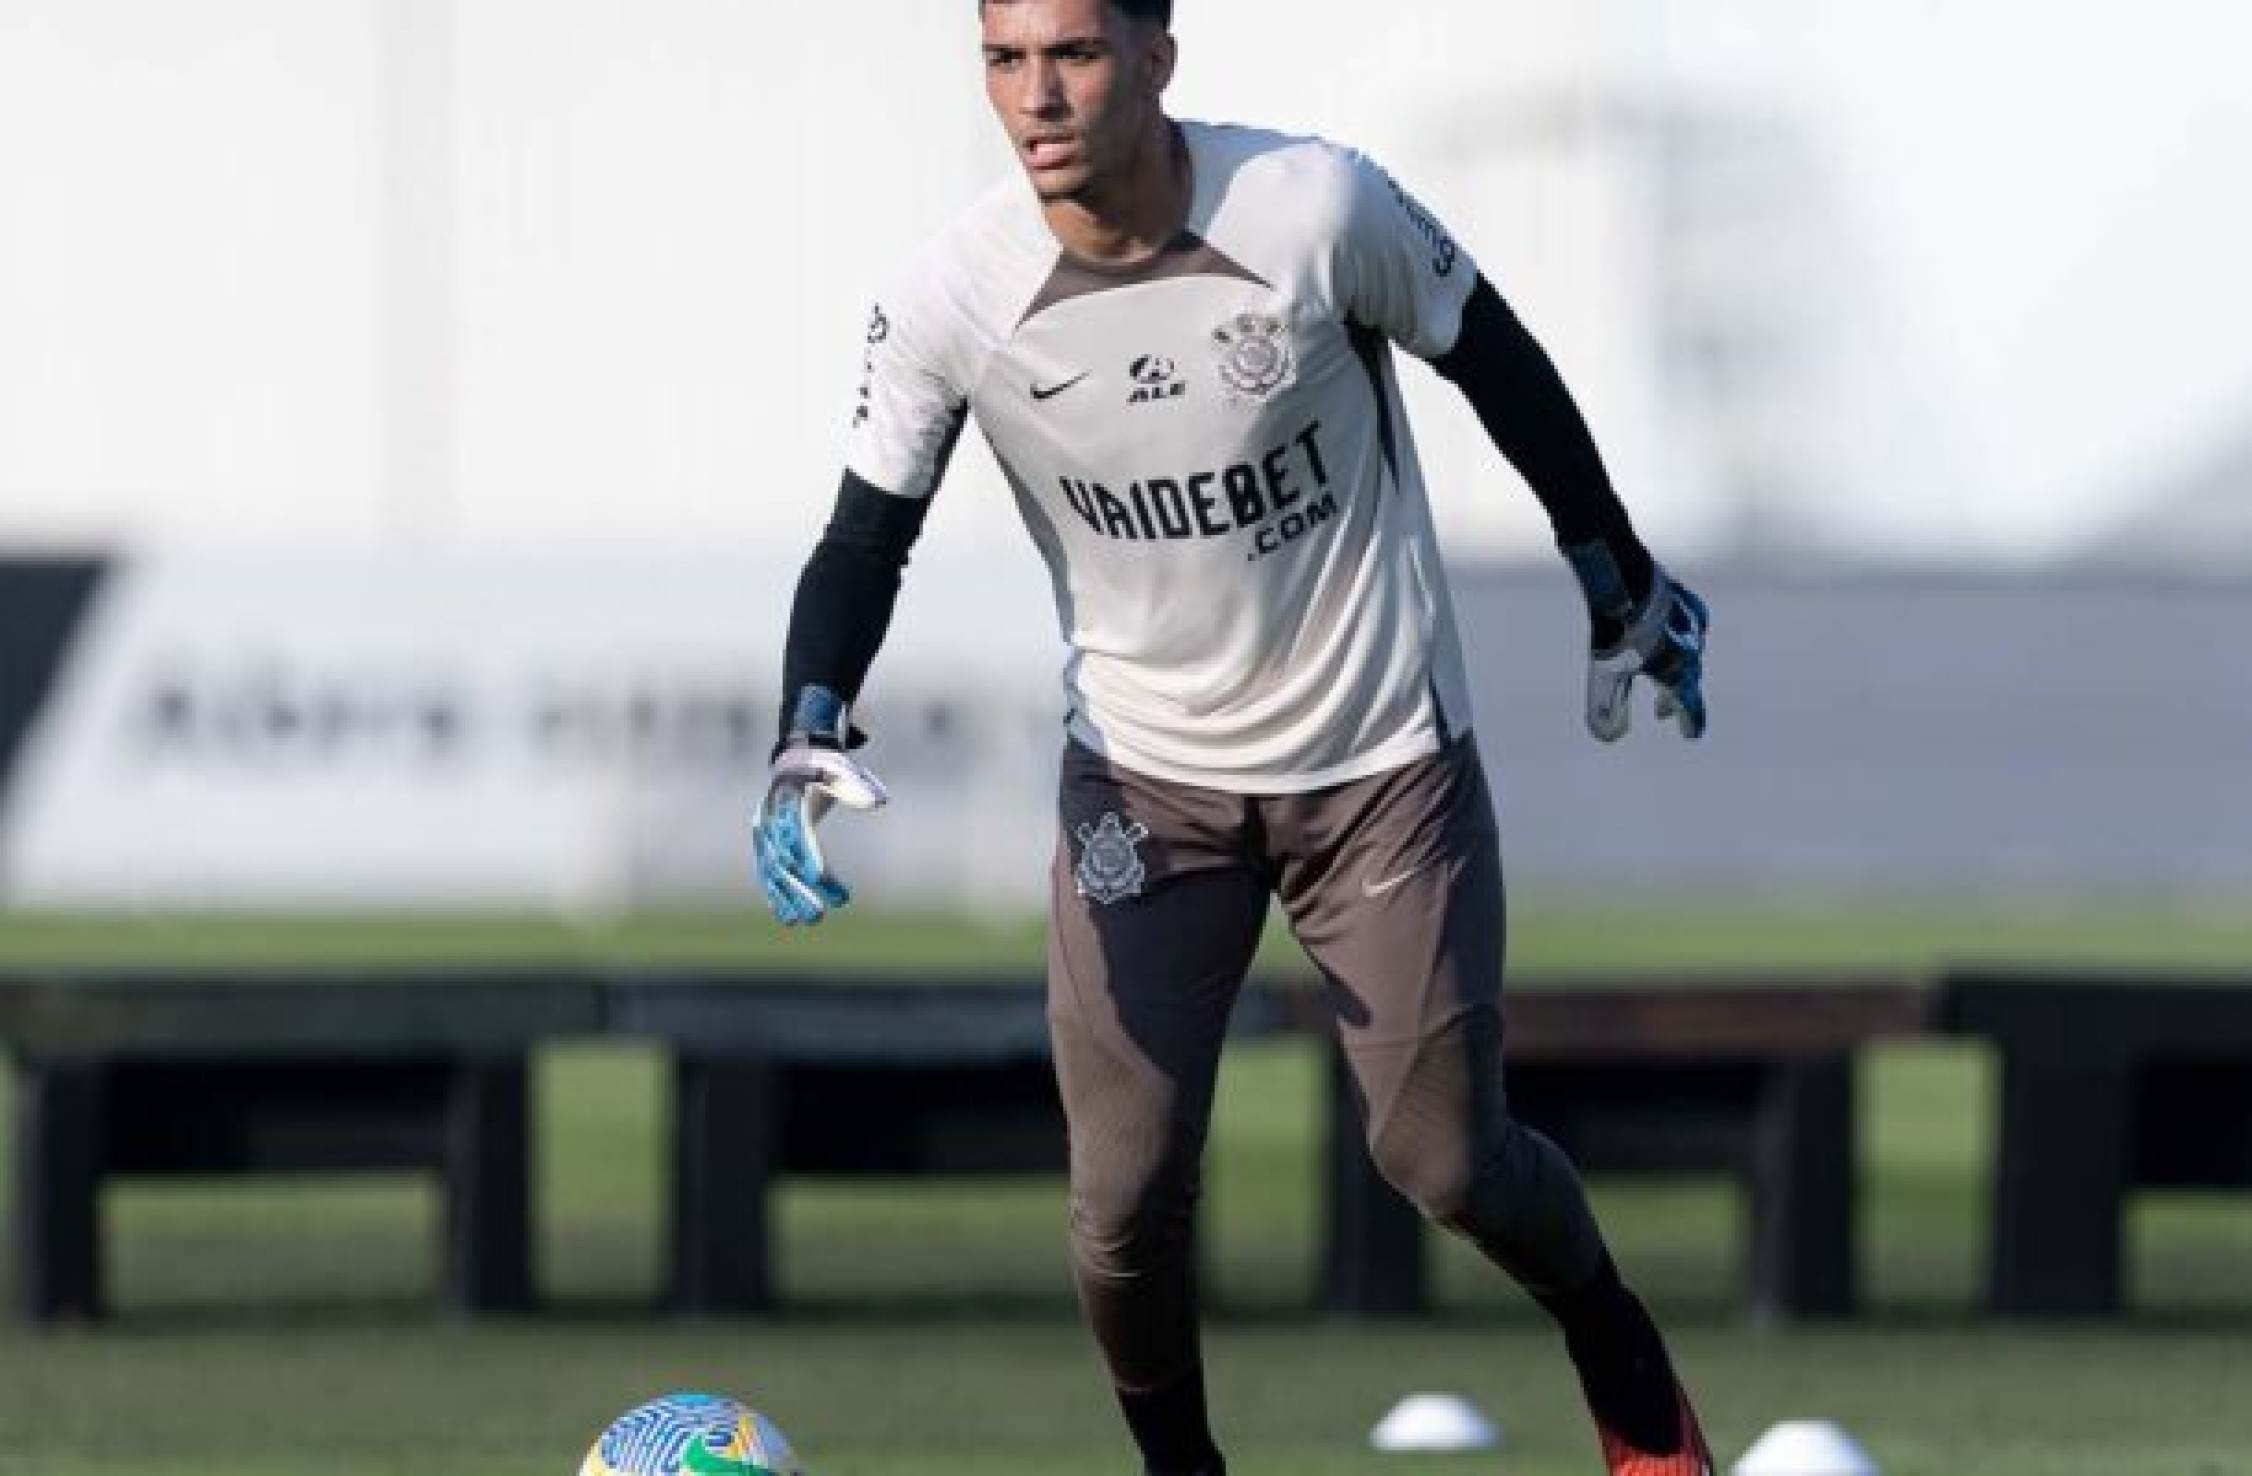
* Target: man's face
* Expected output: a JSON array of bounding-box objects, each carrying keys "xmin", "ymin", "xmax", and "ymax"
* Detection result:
[{"xmin": 981, "ymin": 0, "xmax": 1173, "ymax": 205}]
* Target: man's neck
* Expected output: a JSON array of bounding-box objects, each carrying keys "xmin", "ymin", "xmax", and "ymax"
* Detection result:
[{"xmin": 1044, "ymin": 119, "xmax": 1189, "ymax": 266}]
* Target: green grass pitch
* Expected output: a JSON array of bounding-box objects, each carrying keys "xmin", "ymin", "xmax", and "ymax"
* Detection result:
[{"xmin": 2, "ymin": 902, "xmax": 2250, "ymax": 1474}]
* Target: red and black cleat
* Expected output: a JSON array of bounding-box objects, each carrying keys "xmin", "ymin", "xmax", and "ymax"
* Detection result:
[{"xmin": 1593, "ymin": 1379, "xmax": 1714, "ymax": 1476}]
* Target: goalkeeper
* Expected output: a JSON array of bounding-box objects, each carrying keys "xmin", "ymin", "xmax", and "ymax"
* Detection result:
[{"xmin": 756, "ymin": 1, "xmax": 1715, "ymax": 1473}]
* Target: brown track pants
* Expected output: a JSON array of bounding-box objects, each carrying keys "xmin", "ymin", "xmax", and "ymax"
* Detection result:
[{"xmin": 1048, "ymin": 734, "xmax": 1608, "ymax": 1392}]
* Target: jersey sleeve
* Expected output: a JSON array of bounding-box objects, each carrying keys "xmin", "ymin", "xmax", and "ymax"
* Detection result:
[
  {"xmin": 843, "ymin": 273, "xmax": 971, "ymax": 501},
  {"xmin": 1333, "ymin": 149, "xmax": 1479, "ymax": 361}
]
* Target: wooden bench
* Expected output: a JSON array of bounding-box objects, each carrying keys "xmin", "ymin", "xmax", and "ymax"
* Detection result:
[
  {"xmin": 602, "ymin": 973, "xmax": 1300, "ymax": 1312},
  {"xmin": 1306, "ymin": 979, "xmax": 1936, "ymax": 1321},
  {"xmin": 610, "ymin": 972, "xmax": 1930, "ymax": 1320},
  {"xmin": 2, "ymin": 968, "xmax": 1933, "ymax": 1323},
  {"xmin": 1943, "ymin": 972, "xmax": 2252, "ymax": 1314},
  {"xmin": 0, "ymin": 972, "xmax": 602, "ymax": 1321}
]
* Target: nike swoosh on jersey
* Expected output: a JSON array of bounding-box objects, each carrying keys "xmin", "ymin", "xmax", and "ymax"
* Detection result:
[{"xmin": 1030, "ymin": 372, "xmax": 1091, "ymax": 402}]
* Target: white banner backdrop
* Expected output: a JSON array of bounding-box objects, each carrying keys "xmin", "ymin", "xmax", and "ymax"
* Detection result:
[
  {"xmin": 0, "ymin": 550, "xmax": 1066, "ymax": 910},
  {"xmin": 14, "ymin": 554, "xmax": 2251, "ymax": 909}
]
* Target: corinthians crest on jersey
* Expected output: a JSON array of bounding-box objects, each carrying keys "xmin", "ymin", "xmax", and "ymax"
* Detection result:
[{"xmin": 1210, "ymin": 311, "xmax": 1296, "ymax": 406}]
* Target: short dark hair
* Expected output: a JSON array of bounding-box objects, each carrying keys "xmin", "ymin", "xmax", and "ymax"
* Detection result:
[{"xmin": 980, "ymin": 0, "xmax": 1172, "ymax": 28}]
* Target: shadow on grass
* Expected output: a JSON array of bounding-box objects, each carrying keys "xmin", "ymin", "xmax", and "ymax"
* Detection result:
[
  {"xmin": 36, "ymin": 1279, "xmax": 2252, "ymax": 1349},
  {"xmin": 30, "ymin": 1292, "xmax": 1963, "ymax": 1337}
]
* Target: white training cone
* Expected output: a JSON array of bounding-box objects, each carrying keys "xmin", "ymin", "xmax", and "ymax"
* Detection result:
[
  {"xmin": 1369, "ymin": 1392, "xmax": 1503, "ymax": 1453},
  {"xmin": 1732, "ymin": 1419, "xmax": 1879, "ymax": 1476}
]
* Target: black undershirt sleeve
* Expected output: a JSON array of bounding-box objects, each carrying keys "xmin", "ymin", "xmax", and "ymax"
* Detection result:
[
  {"xmin": 1432, "ymin": 273, "xmax": 1654, "ymax": 606},
  {"xmin": 777, "ymin": 470, "xmax": 933, "ymax": 744}
]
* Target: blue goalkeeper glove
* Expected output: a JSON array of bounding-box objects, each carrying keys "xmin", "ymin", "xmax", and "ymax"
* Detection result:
[
  {"xmin": 1565, "ymin": 541, "xmax": 1711, "ymax": 743},
  {"xmin": 753, "ymin": 687, "xmax": 888, "ymax": 927}
]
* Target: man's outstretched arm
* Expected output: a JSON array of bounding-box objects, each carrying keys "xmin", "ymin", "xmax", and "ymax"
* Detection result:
[
  {"xmin": 1432, "ymin": 274, "xmax": 1711, "ymax": 741},
  {"xmin": 777, "ymin": 470, "xmax": 934, "ymax": 748},
  {"xmin": 754, "ymin": 472, "xmax": 933, "ymax": 926}
]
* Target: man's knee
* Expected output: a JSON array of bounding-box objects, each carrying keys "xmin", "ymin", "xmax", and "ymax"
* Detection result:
[
  {"xmin": 1370, "ymin": 1107, "xmax": 1608, "ymax": 1294},
  {"xmin": 1365, "ymin": 1113, "xmax": 1485, "ymax": 1228},
  {"xmin": 1367, "ymin": 1094, "xmax": 1565, "ymax": 1234},
  {"xmin": 1069, "ymin": 1147, "xmax": 1200, "ymax": 1275}
]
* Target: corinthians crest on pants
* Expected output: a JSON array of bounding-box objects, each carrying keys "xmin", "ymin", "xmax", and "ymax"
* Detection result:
[
  {"xmin": 1073, "ymin": 812, "xmax": 1151, "ymax": 904},
  {"xmin": 1210, "ymin": 310, "xmax": 1296, "ymax": 405}
]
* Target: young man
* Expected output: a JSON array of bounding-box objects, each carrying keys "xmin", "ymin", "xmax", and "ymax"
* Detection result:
[{"xmin": 752, "ymin": 1, "xmax": 1717, "ymax": 1471}]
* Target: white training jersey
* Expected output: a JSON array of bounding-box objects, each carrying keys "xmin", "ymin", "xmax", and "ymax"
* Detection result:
[{"xmin": 847, "ymin": 120, "xmax": 1479, "ymax": 794}]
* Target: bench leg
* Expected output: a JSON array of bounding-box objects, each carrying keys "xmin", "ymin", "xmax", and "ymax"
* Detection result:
[
  {"xmin": 1317, "ymin": 1037, "xmax": 1426, "ymax": 1314},
  {"xmin": 1748, "ymin": 1056, "xmax": 1857, "ymax": 1321},
  {"xmin": 441, "ymin": 1060, "xmax": 533, "ymax": 1313},
  {"xmin": 670, "ymin": 1058, "xmax": 777, "ymax": 1313},
  {"xmin": 1989, "ymin": 1054, "xmax": 2130, "ymax": 1315},
  {"xmin": 11, "ymin": 1061, "xmax": 106, "ymax": 1323}
]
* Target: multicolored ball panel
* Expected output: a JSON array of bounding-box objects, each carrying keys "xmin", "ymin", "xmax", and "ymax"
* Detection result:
[{"xmin": 579, "ymin": 1393, "xmax": 804, "ymax": 1476}]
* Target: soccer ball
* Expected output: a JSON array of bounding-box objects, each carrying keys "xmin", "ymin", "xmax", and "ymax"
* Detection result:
[{"xmin": 578, "ymin": 1392, "xmax": 807, "ymax": 1476}]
